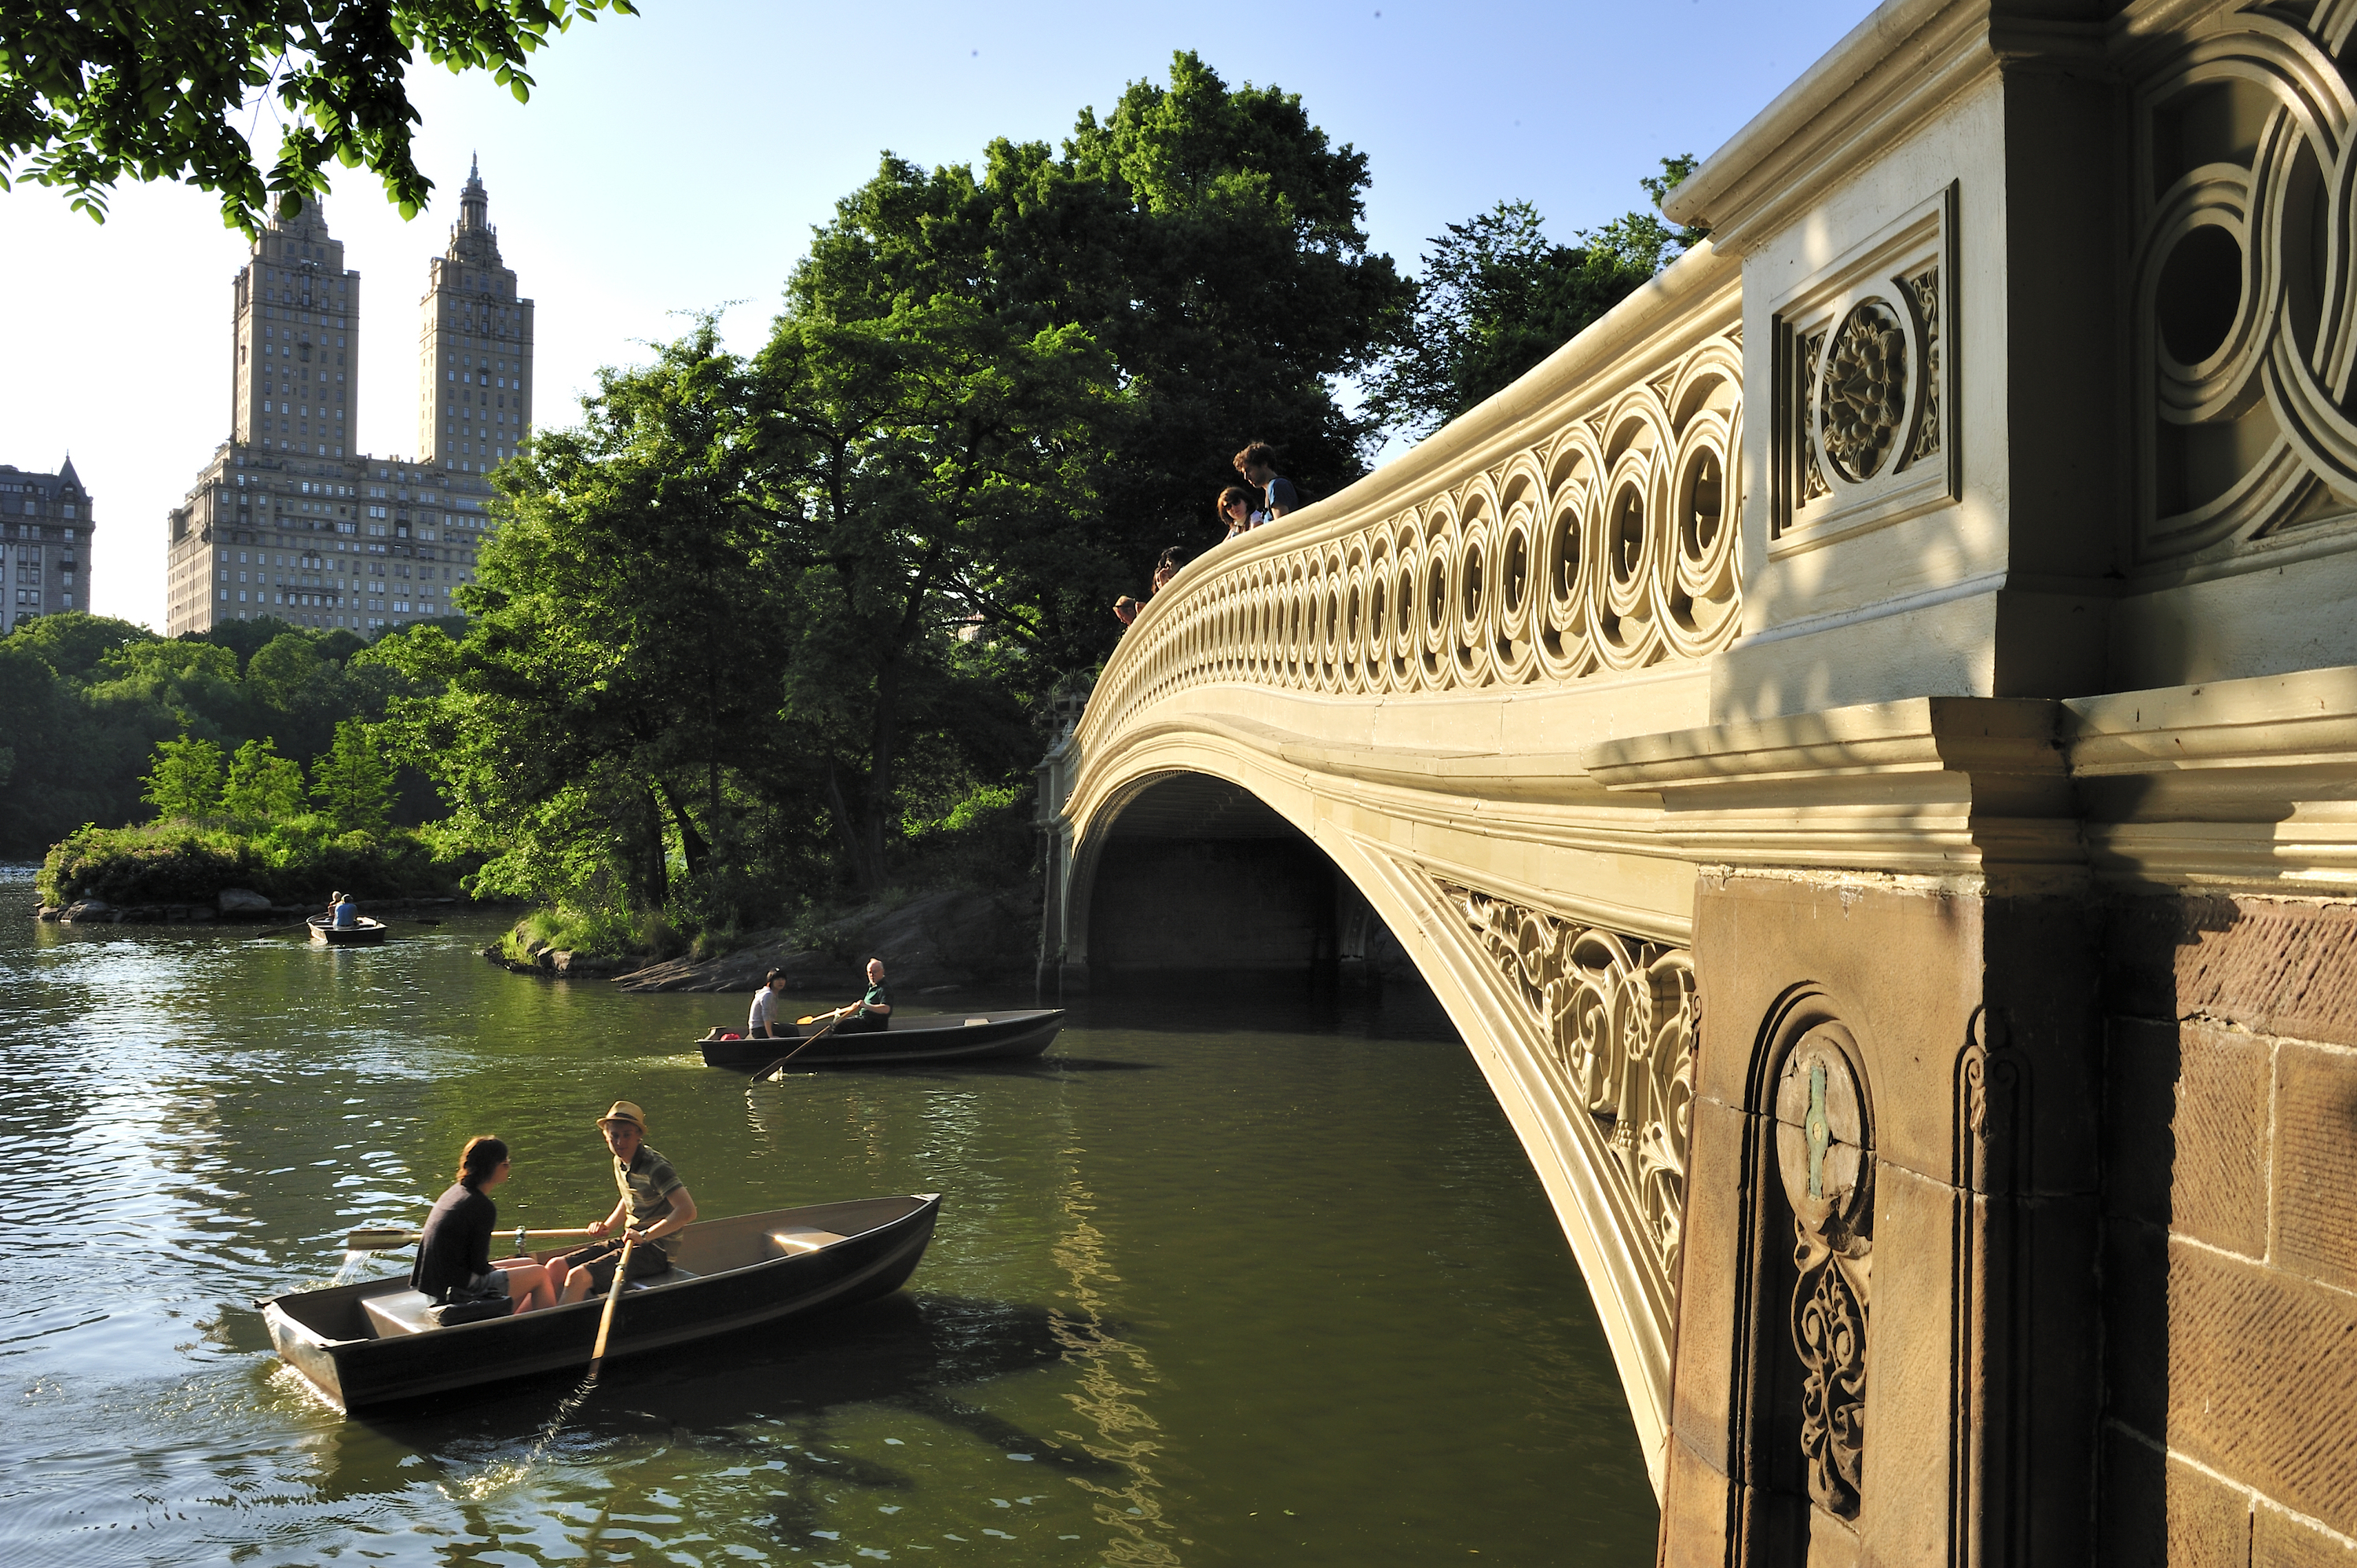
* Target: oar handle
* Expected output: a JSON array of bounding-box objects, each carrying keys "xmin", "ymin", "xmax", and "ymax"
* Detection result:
[
  {"xmin": 343, "ymin": 1225, "xmax": 599, "ymax": 1252},
  {"xmin": 588, "ymin": 1234, "xmax": 636, "ymax": 1373}
]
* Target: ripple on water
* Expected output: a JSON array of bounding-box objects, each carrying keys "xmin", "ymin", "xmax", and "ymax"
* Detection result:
[{"xmin": 0, "ymin": 863, "xmax": 1659, "ymax": 1565}]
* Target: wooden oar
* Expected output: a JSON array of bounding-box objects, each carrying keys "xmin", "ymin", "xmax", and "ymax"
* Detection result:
[
  {"xmin": 343, "ymin": 1224, "xmax": 599, "ymax": 1253},
  {"xmin": 753, "ymin": 1009, "xmax": 849, "ymax": 1081},
  {"xmin": 587, "ymin": 1234, "xmax": 637, "ymax": 1379}
]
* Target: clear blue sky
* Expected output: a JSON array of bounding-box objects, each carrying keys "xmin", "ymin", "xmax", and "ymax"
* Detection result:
[{"xmin": 0, "ymin": 0, "xmax": 1875, "ymax": 629}]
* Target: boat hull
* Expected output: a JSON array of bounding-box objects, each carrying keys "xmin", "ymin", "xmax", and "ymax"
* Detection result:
[
  {"xmin": 309, "ymin": 917, "xmax": 389, "ymax": 946},
  {"xmin": 698, "ymin": 1009, "xmax": 1064, "ymax": 1069},
  {"xmin": 260, "ymin": 1195, "xmax": 939, "ymax": 1410}
]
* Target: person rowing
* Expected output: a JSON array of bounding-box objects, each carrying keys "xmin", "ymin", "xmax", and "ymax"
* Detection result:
[
  {"xmin": 411, "ymin": 1136, "xmax": 559, "ymax": 1315},
  {"xmin": 826, "ymin": 958, "xmax": 893, "ymax": 1035},
  {"xmin": 550, "ymin": 1101, "xmax": 697, "ymax": 1304}
]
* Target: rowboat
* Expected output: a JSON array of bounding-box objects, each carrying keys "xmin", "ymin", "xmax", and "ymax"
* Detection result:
[
  {"xmin": 259, "ymin": 1194, "xmax": 940, "ymax": 1411},
  {"xmin": 698, "ymin": 1008, "xmax": 1065, "ymax": 1070},
  {"xmin": 309, "ymin": 914, "xmax": 390, "ymax": 946}
]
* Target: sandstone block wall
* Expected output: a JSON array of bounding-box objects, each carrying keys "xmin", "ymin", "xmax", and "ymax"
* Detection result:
[{"xmin": 2101, "ymin": 897, "xmax": 2357, "ymax": 1564}]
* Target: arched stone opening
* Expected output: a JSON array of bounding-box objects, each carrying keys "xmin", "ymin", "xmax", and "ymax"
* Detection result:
[{"xmin": 1075, "ymin": 772, "xmax": 1413, "ymax": 988}]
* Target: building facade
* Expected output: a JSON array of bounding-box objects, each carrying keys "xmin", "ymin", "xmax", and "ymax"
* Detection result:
[
  {"xmin": 418, "ymin": 157, "xmax": 534, "ymax": 472},
  {"xmin": 163, "ymin": 163, "xmax": 530, "ymax": 638},
  {"xmin": 2, "ymin": 458, "xmax": 93, "ymax": 632}
]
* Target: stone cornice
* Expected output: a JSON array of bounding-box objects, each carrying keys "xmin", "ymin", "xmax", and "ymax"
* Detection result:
[
  {"xmin": 2067, "ymin": 667, "xmax": 2357, "ymax": 891},
  {"xmin": 1663, "ymin": 0, "xmax": 2008, "ymax": 251},
  {"xmin": 1575, "ymin": 670, "xmax": 2357, "ymax": 893},
  {"xmin": 1583, "ymin": 696, "xmax": 2081, "ymax": 888}
]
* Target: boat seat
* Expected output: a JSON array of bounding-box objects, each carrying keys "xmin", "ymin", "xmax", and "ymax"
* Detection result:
[
  {"xmin": 768, "ymin": 1228, "xmax": 846, "ymax": 1258},
  {"xmin": 625, "ymin": 1264, "xmax": 699, "ymax": 1290},
  {"xmin": 361, "ymin": 1289, "xmax": 442, "ymax": 1339}
]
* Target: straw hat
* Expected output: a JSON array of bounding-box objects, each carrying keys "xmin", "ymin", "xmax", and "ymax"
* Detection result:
[{"xmin": 597, "ymin": 1101, "xmax": 648, "ymax": 1133}]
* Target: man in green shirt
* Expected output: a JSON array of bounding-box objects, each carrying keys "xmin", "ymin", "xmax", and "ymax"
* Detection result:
[
  {"xmin": 550, "ymin": 1100, "xmax": 699, "ymax": 1303},
  {"xmin": 833, "ymin": 957, "xmax": 893, "ymax": 1034}
]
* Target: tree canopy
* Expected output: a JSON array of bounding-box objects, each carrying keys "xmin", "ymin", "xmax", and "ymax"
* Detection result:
[
  {"xmin": 0, "ymin": 0, "xmax": 635, "ymax": 233},
  {"xmin": 1362, "ymin": 156, "xmax": 1703, "ymax": 439}
]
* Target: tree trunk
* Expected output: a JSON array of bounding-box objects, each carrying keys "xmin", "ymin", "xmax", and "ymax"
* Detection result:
[
  {"xmin": 657, "ymin": 780, "xmax": 710, "ymax": 878},
  {"xmin": 823, "ymin": 759, "xmax": 885, "ymax": 895},
  {"xmin": 644, "ymin": 787, "xmax": 669, "ymax": 910}
]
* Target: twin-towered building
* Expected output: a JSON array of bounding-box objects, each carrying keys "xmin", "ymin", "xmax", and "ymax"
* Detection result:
[{"xmin": 165, "ymin": 159, "xmax": 537, "ymax": 637}]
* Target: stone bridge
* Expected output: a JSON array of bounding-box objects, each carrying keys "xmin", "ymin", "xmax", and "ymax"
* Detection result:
[{"xmin": 1036, "ymin": 2, "xmax": 2357, "ymax": 1561}]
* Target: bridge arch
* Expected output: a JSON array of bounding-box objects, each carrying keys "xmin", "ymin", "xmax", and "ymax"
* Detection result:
[{"xmin": 1042, "ymin": 725, "xmax": 1696, "ymax": 1492}]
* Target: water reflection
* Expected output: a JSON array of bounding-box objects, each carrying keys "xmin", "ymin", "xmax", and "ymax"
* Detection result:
[{"xmin": 0, "ymin": 866, "xmax": 1658, "ymax": 1565}]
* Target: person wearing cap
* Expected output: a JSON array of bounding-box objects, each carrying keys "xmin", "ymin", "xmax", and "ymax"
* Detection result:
[{"xmin": 548, "ymin": 1101, "xmax": 698, "ymax": 1304}]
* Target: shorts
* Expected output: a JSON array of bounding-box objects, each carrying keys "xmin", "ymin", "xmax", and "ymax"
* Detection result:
[
  {"xmin": 438, "ymin": 1269, "xmax": 511, "ymax": 1306},
  {"xmin": 561, "ymin": 1238, "xmax": 673, "ymax": 1293}
]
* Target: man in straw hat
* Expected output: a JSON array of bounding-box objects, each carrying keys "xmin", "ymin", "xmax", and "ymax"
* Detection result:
[{"xmin": 549, "ymin": 1101, "xmax": 699, "ymax": 1304}]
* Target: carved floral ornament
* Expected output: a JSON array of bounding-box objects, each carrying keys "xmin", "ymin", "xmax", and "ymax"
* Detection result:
[
  {"xmin": 1442, "ymin": 882, "xmax": 1698, "ymax": 1302},
  {"xmin": 2133, "ymin": 1, "xmax": 2357, "ymax": 561},
  {"xmin": 1775, "ymin": 1027, "xmax": 1873, "ymax": 1522},
  {"xmin": 1079, "ymin": 324, "xmax": 1743, "ymax": 740},
  {"xmin": 1773, "ymin": 186, "xmax": 1953, "ymax": 544}
]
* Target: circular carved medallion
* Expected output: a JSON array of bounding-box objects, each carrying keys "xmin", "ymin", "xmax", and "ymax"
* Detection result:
[{"xmin": 1819, "ymin": 299, "xmax": 1909, "ymax": 482}]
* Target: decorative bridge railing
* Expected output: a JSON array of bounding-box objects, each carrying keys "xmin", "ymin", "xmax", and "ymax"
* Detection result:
[{"xmin": 1076, "ymin": 243, "xmax": 1745, "ymax": 744}]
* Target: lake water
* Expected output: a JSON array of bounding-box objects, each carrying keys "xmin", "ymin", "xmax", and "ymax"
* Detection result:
[{"xmin": 0, "ymin": 865, "xmax": 1658, "ymax": 1565}]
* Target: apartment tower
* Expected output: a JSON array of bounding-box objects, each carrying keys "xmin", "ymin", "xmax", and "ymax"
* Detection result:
[{"xmin": 419, "ymin": 157, "xmax": 534, "ymax": 473}]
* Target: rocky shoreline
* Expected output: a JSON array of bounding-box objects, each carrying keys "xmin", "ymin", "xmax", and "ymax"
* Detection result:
[
  {"xmin": 486, "ymin": 887, "xmax": 1043, "ymax": 994},
  {"xmin": 34, "ymin": 891, "xmax": 480, "ymax": 927}
]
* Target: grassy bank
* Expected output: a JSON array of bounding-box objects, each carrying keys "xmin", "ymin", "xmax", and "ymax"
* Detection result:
[{"xmin": 38, "ymin": 819, "xmax": 474, "ymax": 908}]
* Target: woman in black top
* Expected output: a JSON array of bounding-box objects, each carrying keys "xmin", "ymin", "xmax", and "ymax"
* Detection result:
[{"xmin": 411, "ymin": 1136, "xmax": 558, "ymax": 1313}]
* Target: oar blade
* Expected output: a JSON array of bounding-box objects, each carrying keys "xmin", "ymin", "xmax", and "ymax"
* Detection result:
[{"xmin": 344, "ymin": 1228, "xmax": 418, "ymax": 1251}]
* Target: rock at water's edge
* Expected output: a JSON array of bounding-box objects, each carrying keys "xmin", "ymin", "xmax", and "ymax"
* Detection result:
[
  {"xmin": 218, "ymin": 888, "xmax": 273, "ymax": 914},
  {"xmin": 614, "ymin": 887, "xmax": 1041, "ymax": 995}
]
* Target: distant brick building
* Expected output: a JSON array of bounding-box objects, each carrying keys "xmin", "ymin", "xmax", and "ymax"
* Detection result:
[
  {"xmin": 163, "ymin": 159, "xmax": 531, "ymax": 637},
  {"xmin": 2, "ymin": 456, "xmax": 93, "ymax": 632}
]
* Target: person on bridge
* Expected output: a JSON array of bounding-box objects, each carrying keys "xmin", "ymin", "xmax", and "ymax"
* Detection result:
[
  {"xmin": 1113, "ymin": 548, "xmax": 1188, "ymax": 625},
  {"xmin": 748, "ymin": 969, "xmax": 793, "ymax": 1038},
  {"xmin": 550, "ymin": 1101, "xmax": 695, "ymax": 1303},
  {"xmin": 1218, "ymin": 484, "xmax": 1256, "ymax": 540},
  {"xmin": 1233, "ymin": 441, "xmax": 1299, "ymax": 522}
]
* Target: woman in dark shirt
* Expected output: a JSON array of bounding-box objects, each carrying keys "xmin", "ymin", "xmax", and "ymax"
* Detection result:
[{"xmin": 412, "ymin": 1136, "xmax": 558, "ymax": 1313}]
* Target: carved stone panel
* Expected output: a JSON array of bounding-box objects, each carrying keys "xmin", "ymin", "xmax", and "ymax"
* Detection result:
[
  {"xmin": 1770, "ymin": 184, "xmax": 1959, "ymax": 549},
  {"xmin": 1441, "ymin": 881, "xmax": 1698, "ymax": 1303},
  {"xmin": 1775, "ymin": 1028, "xmax": 1874, "ymax": 1521},
  {"xmin": 2132, "ymin": 2, "xmax": 2357, "ymax": 565}
]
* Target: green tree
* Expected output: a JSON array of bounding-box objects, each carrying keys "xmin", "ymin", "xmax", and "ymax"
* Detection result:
[
  {"xmin": 222, "ymin": 738, "xmax": 306, "ymax": 825},
  {"xmin": 5, "ymin": 610, "xmax": 159, "ymax": 683},
  {"xmin": 1363, "ymin": 156, "xmax": 1702, "ymax": 439},
  {"xmin": 1, "ymin": 0, "xmax": 636, "ymax": 233},
  {"xmin": 310, "ymin": 719, "xmax": 394, "ymax": 835},
  {"xmin": 754, "ymin": 291, "xmax": 1125, "ymax": 891},
  {"xmin": 793, "ymin": 52, "xmax": 1409, "ymax": 668},
  {"xmin": 140, "ymin": 731, "xmax": 225, "ymax": 820},
  {"xmin": 398, "ymin": 323, "xmax": 796, "ymax": 917}
]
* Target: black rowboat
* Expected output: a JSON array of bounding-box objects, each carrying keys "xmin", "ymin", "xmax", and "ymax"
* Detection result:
[
  {"xmin": 698, "ymin": 1009, "xmax": 1064, "ymax": 1070},
  {"xmin": 309, "ymin": 914, "xmax": 390, "ymax": 946},
  {"xmin": 260, "ymin": 1194, "xmax": 940, "ymax": 1411}
]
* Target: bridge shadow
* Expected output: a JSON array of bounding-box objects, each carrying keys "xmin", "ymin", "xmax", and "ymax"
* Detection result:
[{"xmin": 2093, "ymin": 893, "xmax": 2242, "ymax": 1559}]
